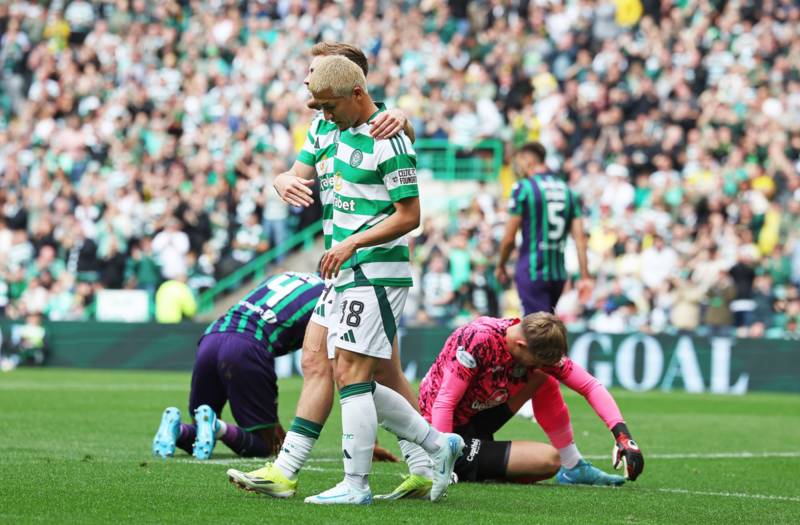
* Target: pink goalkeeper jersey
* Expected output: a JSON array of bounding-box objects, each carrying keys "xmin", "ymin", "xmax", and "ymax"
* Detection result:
[{"xmin": 419, "ymin": 317, "xmax": 624, "ymax": 432}]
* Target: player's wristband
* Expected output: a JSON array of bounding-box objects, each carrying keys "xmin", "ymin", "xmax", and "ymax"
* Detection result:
[{"xmin": 611, "ymin": 422, "xmax": 631, "ymax": 440}]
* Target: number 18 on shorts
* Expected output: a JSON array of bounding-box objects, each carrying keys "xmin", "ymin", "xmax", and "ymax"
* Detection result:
[{"xmin": 328, "ymin": 286, "xmax": 407, "ymax": 360}]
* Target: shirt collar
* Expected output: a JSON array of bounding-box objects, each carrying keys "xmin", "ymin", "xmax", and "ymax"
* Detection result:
[{"xmin": 366, "ymin": 103, "xmax": 386, "ymax": 124}]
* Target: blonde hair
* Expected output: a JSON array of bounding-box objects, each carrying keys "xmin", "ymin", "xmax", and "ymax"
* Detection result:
[
  {"xmin": 521, "ymin": 312, "xmax": 568, "ymax": 365},
  {"xmin": 308, "ymin": 55, "xmax": 367, "ymax": 98},
  {"xmin": 310, "ymin": 42, "xmax": 369, "ymax": 76}
]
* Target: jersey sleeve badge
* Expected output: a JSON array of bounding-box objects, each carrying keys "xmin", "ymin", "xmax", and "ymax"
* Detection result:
[{"xmin": 456, "ymin": 346, "xmax": 477, "ymax": 369}]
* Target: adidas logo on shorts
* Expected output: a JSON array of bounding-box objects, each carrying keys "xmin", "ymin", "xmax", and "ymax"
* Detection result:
[{"xmin": 340, "ymin": 329, "xmax": 357, "ymax": 343}]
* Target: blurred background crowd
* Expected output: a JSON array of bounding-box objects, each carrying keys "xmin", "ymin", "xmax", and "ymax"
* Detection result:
[{"xmin": 1, "ymin": 0, "xmax": 800, "ymax": 338}]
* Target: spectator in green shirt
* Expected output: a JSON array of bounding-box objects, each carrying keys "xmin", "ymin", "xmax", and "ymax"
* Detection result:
[
  {"xmin": 448, "ymin": 232, "xmax": 472, "ymax": 290},
  {"xmin": 125, "ymin": 238, "xmax": 162, "ymax": 295},
  {"xmin": 25, "ymin": 245, "xmax": 65, "ymax": 282}
]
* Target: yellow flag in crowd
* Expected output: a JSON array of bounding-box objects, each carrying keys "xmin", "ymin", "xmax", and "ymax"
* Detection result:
[
  {"xmin": 758, "ymin": 206, "xmax": 781, "ymax": 256},
  {"xmin": 615, "ymin": 0, "xmax": 643, "ymax": 27}
]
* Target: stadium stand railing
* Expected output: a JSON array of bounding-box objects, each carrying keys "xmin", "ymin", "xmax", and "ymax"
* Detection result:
[
  {"xmin": 415, "ymin": 139, "xmax": 504, "ymax": 180},
  {"xmin": 197, "ymin": 222, "xmax": 322, "ymax": 313}
]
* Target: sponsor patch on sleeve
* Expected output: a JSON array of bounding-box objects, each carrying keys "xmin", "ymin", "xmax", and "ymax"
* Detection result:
[
  {"xmin": 386, "ymin": 168, "xmax": 417, "ymax": 190},
  {"xmin": 456, "ymin": 346, "xmax": 477, "ymax": 369}
]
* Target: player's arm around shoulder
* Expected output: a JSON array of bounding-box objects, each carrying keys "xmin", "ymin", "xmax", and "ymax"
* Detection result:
[{"xmin": 370, "ymin": 108, "xmax": 416, "ymax": 143}]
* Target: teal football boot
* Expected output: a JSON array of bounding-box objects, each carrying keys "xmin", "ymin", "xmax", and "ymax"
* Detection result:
[
  {"xmin": 192, "ymin": 404, "xmax": 218, "ymax": 460},
  {"xmin": 556, "ymin": 459, "xmax": 625, "ymax": 486},
  {"xmin": 152, "ymin": 407, "xmax": 181, "ymax": 458}
]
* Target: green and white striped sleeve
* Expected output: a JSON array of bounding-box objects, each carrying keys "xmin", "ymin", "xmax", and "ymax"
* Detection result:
[
  {"xmin": 377, "ymin": 133, "xmax": 419, "ymax": 202},
  {"xmin": 296, "ymin": 117, "xmax": 321, "ymax": 167}
]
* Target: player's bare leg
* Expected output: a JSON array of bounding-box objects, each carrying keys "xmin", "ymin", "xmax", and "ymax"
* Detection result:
[
  {"xmin": 227, "ymin": 322, "xmax": 332, "ymax": 497},
  {"xmin": 505, "ymin": 441, "xmax": 560, "ymax": 482},
  {"xmin": 294, "ymin": 322, "xmax": 335, "ymax": 423},
  {"xmin": 265, "ymin": 322, "xmax": 333, "ymax": 476},
  {"xmin": 373, "ymin": 337, "xmax": 416, "ymax": 408}
]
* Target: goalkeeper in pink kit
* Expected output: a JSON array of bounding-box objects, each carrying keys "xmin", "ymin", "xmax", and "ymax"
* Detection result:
[{"xmin": 419, "ymin": 313, "xmax": 645, "ymax": 485}]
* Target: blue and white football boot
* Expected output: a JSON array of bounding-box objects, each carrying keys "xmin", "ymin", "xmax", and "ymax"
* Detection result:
[
  {"xmin": 556, "ymin": 459, "xmax": 625, "ymax": 486},
  {"xmin": 430, "ymin": 433, "xmax": 466, "ymax": 502},
  {"xmin": 152, "ymin": 407, "xmax": 181, "ymax": 458},
  {"xmin": 304, "ymin": 481, "xmax": 373, "ymax": 505},
  {"xmin": 192, "ymin": 404, "xmax": 218, "ymax": 460}
]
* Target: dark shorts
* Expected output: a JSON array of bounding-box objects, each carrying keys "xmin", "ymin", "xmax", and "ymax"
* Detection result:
[
  {"xmin": 515, "ymin": 270, "xmax": 565, "ymax": 315},
  {"xmin": 453, "ymin": 404, "xmax": 516, "ymax": 482},
  {"xmin": 189, "ymin": 332, "xmax": 277, "ymax": 431}
]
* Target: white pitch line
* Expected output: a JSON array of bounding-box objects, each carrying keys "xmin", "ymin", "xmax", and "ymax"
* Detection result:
[{"xmin": 656, "ymin": 488, "xmax": 800, "ymax": 503}]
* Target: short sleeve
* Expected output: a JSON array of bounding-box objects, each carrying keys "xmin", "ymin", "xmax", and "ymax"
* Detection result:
[
  {"xmin": 296, "ymin": 119, "xmax": 320, "ymax": 167},
  {"xmin": 377, "ymin": 133, "xmax": 419, "ymax": 202}
]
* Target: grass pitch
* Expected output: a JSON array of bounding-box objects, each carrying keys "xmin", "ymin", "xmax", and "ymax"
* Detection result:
[{"xmin": 1, "ymin": 368, "xmax": 799, "ymax": 524}]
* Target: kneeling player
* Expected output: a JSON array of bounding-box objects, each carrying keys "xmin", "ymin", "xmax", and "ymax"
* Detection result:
[
  {"xmin": 419, "ymin": 313, "xmax": 645, "ymax": 484},
  {"xmin": 152, "ymin": 271, "xmax": 324, "ymax": 460}
]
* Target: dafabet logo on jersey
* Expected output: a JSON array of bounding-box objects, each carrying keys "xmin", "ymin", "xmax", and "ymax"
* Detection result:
[
  {"xmin": 333, "ymin": 195, "xmax": 356, "ymax": 212},
  {"xmin": 319, "ymin": 173, "xmax": 334, "ymax": 190}
]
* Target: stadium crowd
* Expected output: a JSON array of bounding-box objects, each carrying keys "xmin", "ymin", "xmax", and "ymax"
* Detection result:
[{"xmin": 1, "ymin": 0, "xmax": 800, "ymax": 337}]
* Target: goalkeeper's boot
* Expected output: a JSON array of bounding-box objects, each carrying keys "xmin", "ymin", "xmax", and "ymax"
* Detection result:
[
  {"xmin": 152, "ymin": 407, "xmax": 181, "ymax": 458},
  {"xmin": 556, "ymin": 459, "xmax": 625, "ymax": 486},
  {"xmin": 374, "ymin": 474, "xmax": 433, "ymax": 500},
  {"xmin": 430, "ymin": 433, "xmax": 465, "ymax": 502},
  {"xmin": 227, "ymin": 462, "xmax": 297, "ymax": 498},
  {"xmin": 192, "ymin": 404, "xmax": 217, "ymax": 460},
  {"xmin": 305, "ymin": 480, "xmax": 372, "ymax": 505}
]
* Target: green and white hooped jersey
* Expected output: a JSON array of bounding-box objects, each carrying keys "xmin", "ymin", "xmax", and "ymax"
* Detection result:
[
  {"xmin": 330, "ymin": 108, "xmax": 419, "ymax": 292},
  {"xmin": 297, "ymin": 115, "xmax": 340, "ymax": 250}
]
